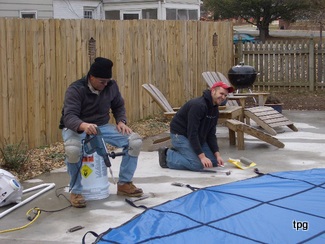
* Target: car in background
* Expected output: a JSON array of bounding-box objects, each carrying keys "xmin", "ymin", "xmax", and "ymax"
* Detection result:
[{"xmin": 233, "ymin": 33, "xmax": 258, "ymax": 44}]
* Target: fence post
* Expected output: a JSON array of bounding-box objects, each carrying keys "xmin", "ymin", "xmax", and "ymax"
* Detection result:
[
  {"xmin": 234, "ymin": 43, "xmax": 243, "ymax": 65},
  {"xmin": 88, "ymin": 37, "xmax": 96, "ymax": 65},
  {"xmin": 308, "ymin": 37, "xmax": 315, "ymax": 92}
]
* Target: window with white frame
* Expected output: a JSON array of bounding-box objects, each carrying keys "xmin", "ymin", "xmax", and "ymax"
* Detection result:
[
  {"xmin": 20, "ymin": 11, "xmax": 37, "ymax": 19},
  {"xmin": 84, "ymin": 7, "xmax": 95, "ymax": 19},
  {"xmin": 105, "ymin": 9, "xmax": 157, "ymax": 20},
  {"xmin": 166, "ymin": 9, "xmax": 198, "ymax": 20},
  {"xmin": 121, "ymin": 10, "xmax": 141, "ymax": 20}
]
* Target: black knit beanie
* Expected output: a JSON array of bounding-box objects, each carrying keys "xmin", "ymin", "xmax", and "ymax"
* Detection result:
[{"xmin": 89, "ymin": 57, "xmax": 113, "ymax": 78}]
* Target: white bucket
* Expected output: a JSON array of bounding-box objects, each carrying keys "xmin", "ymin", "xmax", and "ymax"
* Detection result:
[{"xmin": 80, "ymin": 152, "xmax": 110, "ymax": 200}]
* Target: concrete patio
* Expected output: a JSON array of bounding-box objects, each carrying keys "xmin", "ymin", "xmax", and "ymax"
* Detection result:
[{"xmin": 0, "ymin": 110, "xmax": 324, "ymax": 244}]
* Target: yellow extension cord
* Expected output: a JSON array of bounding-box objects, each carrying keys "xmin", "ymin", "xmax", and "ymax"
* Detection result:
[{"xmin": 0, "ymin": 207, "xmax": 41, "ymax": 234}]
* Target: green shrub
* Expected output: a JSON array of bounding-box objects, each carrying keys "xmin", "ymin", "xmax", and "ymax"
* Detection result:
[{"xmin": 0, "ymin": 140, "xmax": 30, "ymax": 172}]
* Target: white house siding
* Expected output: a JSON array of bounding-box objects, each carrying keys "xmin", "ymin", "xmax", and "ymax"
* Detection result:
[
  {"xmin": 165, "ymin": 0, "xmax": 200, "ymax": 4},
  {"xmin": 0, "ymin": 0, "xmax": 53, "ymax": 18},
  {"xmin": 103, "ymin": 0, "xmax": 200, "ymax": 20},
  {"xmin": 53, "ymin": 0, "xmax": 103, "ymax": 19},
  {"xmin": 104, "ymin": 0, "xmax": 159, "ymax": 3}
]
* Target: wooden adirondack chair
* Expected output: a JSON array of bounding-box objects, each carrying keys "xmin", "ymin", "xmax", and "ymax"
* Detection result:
[
  {"xmin": 141, "ymin": 83, "xmax": 178, "ymax": 150},
  {"xmin": 142, "ymin": 83, "xmax": 179, "ymax": 119},
  {"xmin": 202, "ymin": 71, "xmax": 298, "ymax": 136}
]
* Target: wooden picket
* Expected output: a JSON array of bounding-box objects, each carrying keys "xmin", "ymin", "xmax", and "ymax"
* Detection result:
[
  {"xmin": 0, "ymin": 18, "xmax": 233, "ymax": 148},
  {"xmin": 1, "ymin": 16, "xmax": 323, "ymax": 149},
  {"xmin": 235, "ymin": 39, "xmax": 325, "ymax": 91}
]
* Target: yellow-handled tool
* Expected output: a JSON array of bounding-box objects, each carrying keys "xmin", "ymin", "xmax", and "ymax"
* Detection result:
[{"xmin": 228, "ymin": 157, "xmax": 256, "ymax": 170}]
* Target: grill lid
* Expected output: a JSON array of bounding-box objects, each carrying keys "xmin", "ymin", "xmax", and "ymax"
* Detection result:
[
  {"xmin": 228, "ymin": 62, "xmax": 257, "ymax": 75},
  {"xmin": 228, "ymin": 62, "xmax": 257, "ymax": 89}
]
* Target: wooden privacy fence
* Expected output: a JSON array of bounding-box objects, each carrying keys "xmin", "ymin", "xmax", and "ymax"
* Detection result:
[
  {"xmin": 235, "ymin": 39, "xmax": 325, "ymax": 91},
  {"xmin": 0, "ymin": 18, "xmax": 233, "ymax": 148}
]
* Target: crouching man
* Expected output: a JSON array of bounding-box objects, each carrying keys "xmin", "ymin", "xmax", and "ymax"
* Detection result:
[
  {"xmin": 158, "ymin": 82, "xmax": 234, "ymax": 171},
  {"xmin": 59, "ymin": 57, "xmax": 143, "ymax": 208}
]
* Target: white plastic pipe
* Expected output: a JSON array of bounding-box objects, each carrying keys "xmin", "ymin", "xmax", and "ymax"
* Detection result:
[{"xmin": 0, "ymin": 183, "xmax": 55, "ymax": 219}]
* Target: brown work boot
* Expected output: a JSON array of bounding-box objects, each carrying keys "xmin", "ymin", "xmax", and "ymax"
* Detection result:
[
  {"xmin": 70, "ymin": 193, "xmax": 86, "ymax": 208},
  {"xmin": 117, "ymin": 182, "xmax": 143, "ymax": 197}
]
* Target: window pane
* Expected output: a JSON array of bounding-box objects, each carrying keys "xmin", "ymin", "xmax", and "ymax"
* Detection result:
[
  {"xmin": 189, "ymin": 10, "xmax": 198, "ymax": 20},
  {"xmin": 105, "ymin": 10, "xmax": 120, "ymax": 20},
  {"xmin": 177, "ymin": 9, "xmax": 188, "ymax": 20},
  {"xmin": 166, "ymin": 9, "xmax": 176, "ymax": 20},
  {"xmin": 142, "ymin": 9, "xmax": 157, "ymax": 19},
  {"xmin": 22, "ymin": 13, "xmax": 35, "ymax": 19},
  {"xmin": 123, "ymin": 14, "xmax": 139, "ymax": 20},
  {"xmin": 84, "ymin": 10, "xmax": 93, "ymax": 19}
]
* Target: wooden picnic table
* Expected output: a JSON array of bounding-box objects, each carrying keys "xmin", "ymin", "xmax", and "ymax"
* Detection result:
[
  {"xmin": 227, "ymin": 95, "xmax": 247, "ymax": 107},
  {"xmin": 219, "ymin": 105, "xmax": 243, "ymax": 122},
  {"xmin": 219, "ymin": 106, "xmax": 285, "ymax": 150},
  {"xmin": 233, "ymin": 92, "xmax": 270, "ymax": 106}
]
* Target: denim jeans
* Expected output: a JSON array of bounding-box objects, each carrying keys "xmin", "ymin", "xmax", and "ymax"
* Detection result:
[
  {"xmin": 62, "ymin": 124, "xmax": 140, "ymax": 194},
  {"xmin": 166, "ymin": 133, "xmax": 218, "ymax": 171}
]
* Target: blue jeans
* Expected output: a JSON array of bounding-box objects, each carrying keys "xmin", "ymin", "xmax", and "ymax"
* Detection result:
[
  {"xmin": 166, "ymin": 133, "xmax": 218, "ymax": 171},
  {"xmin": 62, "ymin": 124, "xmax": 140, "ymax": 194}
]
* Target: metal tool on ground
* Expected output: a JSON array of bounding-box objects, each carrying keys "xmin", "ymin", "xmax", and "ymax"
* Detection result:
[
  {"xmin": 125, "ymin": 192, "xmax": 155, "ymax": 203},
  {"xmin": 228, "ymin": 157, "xmax": 256, "ymax": 170},
  {"xmin": 171, "ymin": 182, "xmax": 189, "ymax": 188},
  {"xmin": 83, "ymin": 127, "xmax": 124, "ymax": 183},
  {"xmin": 171, "ymin": 182, "xmax": 200, "ymax": 191},
  {"xmin": 199, "ymin": 168, "xmax": 231, "ymax": 175},
  {"xmin": 218, "ymin": 170, "xmax": 232, "ymax": 176},
  {"xmin": 67, "ymin": 225, "xmax": 85, "ymax": 233},
  {"xmin": 199, "ymin": 169, "xmax": 217, "ymax": 173}
]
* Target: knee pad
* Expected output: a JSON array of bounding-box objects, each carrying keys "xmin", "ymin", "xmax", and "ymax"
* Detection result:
[
  {"xmin": 64, "ymin": 138, "xmax": 82, "ymax": 163},
  {"xmin": 128, "ymin": 133, "xmax": 142, "ymax": 157}
]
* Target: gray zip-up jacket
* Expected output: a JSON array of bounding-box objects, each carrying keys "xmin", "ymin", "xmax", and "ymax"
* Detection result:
[{"xmin": 59, "ymin": 75, "xmax": 126, "ymax": 132}]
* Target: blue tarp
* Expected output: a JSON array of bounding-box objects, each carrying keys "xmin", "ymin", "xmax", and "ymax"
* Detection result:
[{"xmin": 95, "ymin": 168, "xmax": 325, "ymax": 243}]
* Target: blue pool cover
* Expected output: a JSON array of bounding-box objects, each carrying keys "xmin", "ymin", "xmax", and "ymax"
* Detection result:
[{"xmin": 94, "ymin": 168, "xmax": 325, "ymax": 243}]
